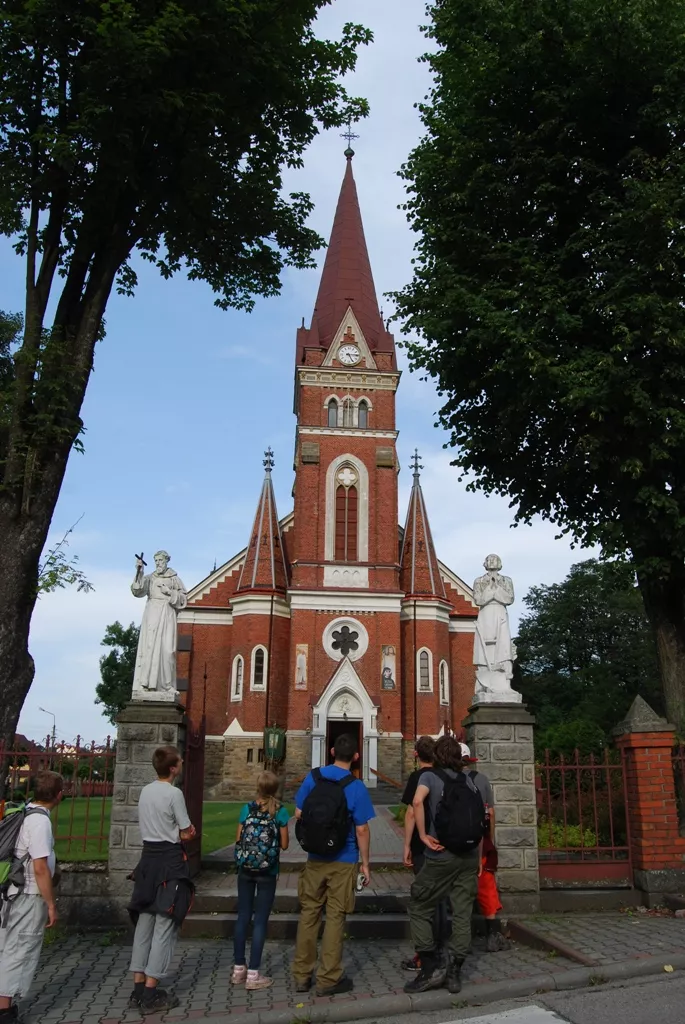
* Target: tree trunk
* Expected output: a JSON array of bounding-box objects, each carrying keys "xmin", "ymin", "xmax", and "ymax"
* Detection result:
[
  {"xmin": 636, "ymin": 564, "xmax": 685, "ymax": 735},
  {"xmin": 0, "ymin": 510, "xmax": 43, "ymax": 753}
]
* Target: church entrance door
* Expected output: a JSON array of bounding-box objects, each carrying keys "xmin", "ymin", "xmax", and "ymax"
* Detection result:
[{"xmin": 325, "ymin": 719, "xmax": 363, "ymax": 779}]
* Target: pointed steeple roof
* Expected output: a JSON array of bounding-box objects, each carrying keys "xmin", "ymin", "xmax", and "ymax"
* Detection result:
[
  {"xmin": 400, "ymin": 450, "xmax": 446, "ymax": 599},
  {"xmin": 236, "ymin": 449, "xmax": 289, "ymax": 594},
  {"xmin": 299, "ymin": 151, "xmax": 395, "ymax": 363}
]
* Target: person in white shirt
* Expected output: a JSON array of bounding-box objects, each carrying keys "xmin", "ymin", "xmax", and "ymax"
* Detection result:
[{"xmin": 0, "ymin": 770, "xmax": 63, "ymax": 1024}]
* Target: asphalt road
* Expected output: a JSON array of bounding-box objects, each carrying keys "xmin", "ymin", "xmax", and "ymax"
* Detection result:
[{"xmin": 334, "ymin": 972, "xmax": 685, "ymax": 1024}]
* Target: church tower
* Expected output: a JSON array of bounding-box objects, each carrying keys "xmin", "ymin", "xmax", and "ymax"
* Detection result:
[
  {"xmin": 179, "ymin": 148, "xmax": 478, "ymax": 799},
  {"xmin": 284, "ymin": 146, "xmax": 406, "ymax": 784}
]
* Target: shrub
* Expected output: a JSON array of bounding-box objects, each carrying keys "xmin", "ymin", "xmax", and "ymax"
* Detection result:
[{"xmin": 538, "ymin": 819, "xmax": 597, "ymax": 850}]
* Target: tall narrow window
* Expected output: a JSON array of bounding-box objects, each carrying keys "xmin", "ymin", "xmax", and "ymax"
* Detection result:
[
  {"xmin": 231, "ymin": 655, "xmax": 244, "ymax": 701},
  {"xmin": 419, "ymin": 650, "xmax": 431, "ymax": 691},
  {"xmin": 439, "ymin": 661, "xmax": 449, "ymax": 705},
  {"xmin": 358, "ymin": 401, "xmax": 368, "ymax": 428},
  {"xmin": 328, "ymin": 399, "xmax": 338, "ymax": 427},
  {"xmin": 335, "ymin": 483, "xmax": 358, "ymax": 561},
  {"xmin": 342, "ymin": 397, "xmax": 354, "ymax": 427},
  {"xmin": 251, "ymin": 646, "xmax": 267, "ymax": 690}
]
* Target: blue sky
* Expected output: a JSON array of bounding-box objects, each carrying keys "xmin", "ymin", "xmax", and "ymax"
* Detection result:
[{"xmin": 1, "ymin": 0, "xmax": 590, "ymax": 745}]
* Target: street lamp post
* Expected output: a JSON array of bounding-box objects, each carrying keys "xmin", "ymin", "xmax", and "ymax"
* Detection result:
[{"xmin": 38, "ymin": 708, "xmax": 56, "ymax": 751}]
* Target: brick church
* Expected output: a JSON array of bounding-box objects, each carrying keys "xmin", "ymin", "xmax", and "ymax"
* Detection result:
[{"xmin": 177, "ymin": 151, "xmax": 478, "ymax": 798}]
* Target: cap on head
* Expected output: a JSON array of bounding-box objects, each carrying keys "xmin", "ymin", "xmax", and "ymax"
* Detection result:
[
  {"xmin": 460, "ymin": 742, "xmax": 477, "ymax": 761},
  {"xmin": 483, "ymin": 553, "xmax": 502, "ymax": 571}
]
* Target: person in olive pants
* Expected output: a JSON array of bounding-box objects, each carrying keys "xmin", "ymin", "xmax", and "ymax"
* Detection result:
[{"xmin": 405, "ymin": 736, "xmax": 480, "ymax": 996}]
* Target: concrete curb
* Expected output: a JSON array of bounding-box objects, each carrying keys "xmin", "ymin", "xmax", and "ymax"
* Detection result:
[
  {"xmin": 508, "ymin": 917, "xmax": 596, "ymax": 966},
  {"xmin": 203, "ymin": 951, "xmax": 685, "ymax": 1024}
]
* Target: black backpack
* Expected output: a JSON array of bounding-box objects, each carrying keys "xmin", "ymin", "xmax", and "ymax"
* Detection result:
[
  {"xmin": 295, "ymin": 768, "xmax": 355, "ymax": 856},
  {"xmin": 433, "ymin": 768, "xmax": 487, "ymax": 854}
]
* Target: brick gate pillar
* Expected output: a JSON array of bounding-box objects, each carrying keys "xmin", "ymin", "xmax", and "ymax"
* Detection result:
[
  {"xmin": 108, "ymin": 701, "xmax": 187, "ymax": 904},
  {"xmin": 463, "ymin": 702, "xmax": 539, "ymax": 913},
  {"xmin": 614, "ymin": 695, "xmax": 685, "ymax": 898}
]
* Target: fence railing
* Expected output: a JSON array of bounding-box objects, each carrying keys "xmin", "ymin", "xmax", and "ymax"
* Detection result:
[
  {"xmin": 536, "ymin": 748, "xmax": 632, "ymax": 887},
  {"xmin": 0, "ymin": 736, "xmax": 115, "ymax": 861}
]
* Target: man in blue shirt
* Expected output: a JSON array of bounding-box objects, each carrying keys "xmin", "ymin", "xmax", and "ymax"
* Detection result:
[{"xmin": 292, "ymin": 733, "xmax": 375, "ymax": 997}]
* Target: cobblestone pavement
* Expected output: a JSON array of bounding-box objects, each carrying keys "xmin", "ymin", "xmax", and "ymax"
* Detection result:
[
  {"xmin": 23, "ymin": 933, "xmax": 575, "ymax": 1024},
  {"xmin": 19, "ymin": 912, "xmax": 685, "ymax": 1023},
  {"xmin": 522, "ymin": 911, "xmax": 685, "ymax": 966},
  {"xmin": 204, "ymin": 806, "xmax": 405, "ymax": 866}
]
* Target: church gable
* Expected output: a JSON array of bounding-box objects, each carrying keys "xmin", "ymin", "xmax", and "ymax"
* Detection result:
[{"xmin": 321, "ymin": 308, "xmax": 378, "ymax": 370}]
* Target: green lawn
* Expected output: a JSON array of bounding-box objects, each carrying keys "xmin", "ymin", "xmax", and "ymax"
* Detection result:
[{"xmin": 50, "ymin": 799, "xmax": 294, "ymax": 862}]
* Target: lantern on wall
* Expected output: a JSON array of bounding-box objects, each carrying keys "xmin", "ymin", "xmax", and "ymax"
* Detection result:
[{"xmin": 264, "ymin": 726, "xmax": 286, "ymax": 763}]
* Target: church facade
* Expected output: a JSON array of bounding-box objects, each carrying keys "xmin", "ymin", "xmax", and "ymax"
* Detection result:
[{"xmin": 177, "ymin": 153, "xmax": 478, "ymax": 797}]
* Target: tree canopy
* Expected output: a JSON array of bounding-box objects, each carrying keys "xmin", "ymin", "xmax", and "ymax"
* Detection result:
[
  {"xmin": 394, "ymin": 0, "xmax": 685, "ymax": 728},
  {"xmin": 514, "ymin": 559, "xmax": 662, "ymax": 753},
  {"xmin": 95, "ymin": 621, "xmax": 140, "ymax": 725},
  {"xmin": 0, "ymin": 0, "xmax": 371, "ymax": 749}
]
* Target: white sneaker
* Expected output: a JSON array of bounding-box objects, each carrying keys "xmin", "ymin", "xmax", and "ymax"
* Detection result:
[{"xmin": 245, "ymin": 971, "xmax": 274, "ymax": 990}]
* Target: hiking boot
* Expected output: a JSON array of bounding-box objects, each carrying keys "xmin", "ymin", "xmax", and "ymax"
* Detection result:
[
  {"xmin": 315, "ymin": 975, "xmax": 354, "ymax": 997},
  {"xmin": 246, "ymin": 971, "xmax": 273, "ymax": 990},
  {"xmin": 401, "ymin": 954, "xmax": 421, "ymax": 971},
  {"xmin": 403, "ymin": 952, "xmax": 446, "ymax": 994},
  {"xmin": 140, "ymin": 988, "xmax": 180, "ymax": 1016},
  {"xmin": 0, "ymin": 1006, "xmax": 21, "ymax": 1024},
  {"xmin": 294, "ymin": 977, "xmax": 312, "ymax": 992},
  {"xmin": 486, "ymin": 931, "xmax": 510, "ymax": 952},
  {"xmin": 127, "ymin": 988, "xmax": 142, "ymax": 1009},
  {"xmin": 446, "ymin": 954, "xmax": 464, "ymax": 994}
]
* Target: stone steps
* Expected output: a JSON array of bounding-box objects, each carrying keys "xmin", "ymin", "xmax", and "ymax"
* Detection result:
[
  {"xmin": 193, "ymin": 889, "xmax": 409, "ymax": 916},
  {"xmin": 182, "ymin": 911, "xmax": 411, "ymax": 940}
]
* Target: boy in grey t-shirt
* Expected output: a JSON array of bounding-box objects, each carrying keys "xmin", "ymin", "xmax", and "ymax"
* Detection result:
[{"xmin": 129, "ymin": 746, "xmax": 196, "ymax": 1015}]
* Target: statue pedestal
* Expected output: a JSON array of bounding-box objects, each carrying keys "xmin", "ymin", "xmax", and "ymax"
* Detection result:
[
  {"xmin": 463, "ymin": 702, "xmax": 540, "ymax": 914},
  {"xmin": 107, "ymin": 701, "xmax": 187, "ymax": 901}
]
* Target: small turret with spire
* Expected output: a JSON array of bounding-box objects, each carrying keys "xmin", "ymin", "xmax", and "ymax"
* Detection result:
[
  {"xmin": 236, "ymin": 448, "xmax": 288, "ymax": 593},
  {"xmin": 400, "ymin": 449, "xmax": 446, "ymax": 598}
]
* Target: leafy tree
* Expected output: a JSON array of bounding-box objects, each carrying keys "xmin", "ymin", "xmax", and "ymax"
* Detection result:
[
  {"xmin": 95, "ymin": 622, "xmax": 140, "ymax": 725},
  {"xmin": 394, "ymin": 0, "xmax": 685, "ymax": 729},
  {"xmin": 0, "ymin": 1, "xmax": 371, "ymax": 749},
  {"xmin": 514, "ymin": 559, "xmax": 662, "ymax": 748}
]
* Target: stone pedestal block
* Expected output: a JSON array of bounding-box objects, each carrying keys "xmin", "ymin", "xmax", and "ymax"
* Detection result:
[
  {"xmin": 108, "ymin": 701, "xmax": 187, "ymax": 903},
  {"xmin": 463, "ymin": 702, "xmax": 540, "ymax": 913}
]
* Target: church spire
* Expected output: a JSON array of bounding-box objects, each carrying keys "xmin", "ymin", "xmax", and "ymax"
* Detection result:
[
  {"xmin": 400, "ymin": 450, "xmax": 446, "ymax": 598},
  {"xmin": 236, "ymin": 448, "xmax": 288, "ymax": 594},
  {"xmin": 305, "ymin": 151, "xmax": 394, "ymax": 360}
]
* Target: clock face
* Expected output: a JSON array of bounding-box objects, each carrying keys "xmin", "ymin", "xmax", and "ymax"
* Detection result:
[{"xmin": 338, "ymin": 343, "xmax": 361, "ymax": 365}]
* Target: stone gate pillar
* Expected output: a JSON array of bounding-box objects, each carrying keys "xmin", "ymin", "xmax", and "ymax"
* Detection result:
[
  {"xmin": 463, "ymin": 702, "xmax": 539, "ymax": 913},
  {"xmin": 108, "ymin": 701, "xmax": 187, "ymax": 903}
]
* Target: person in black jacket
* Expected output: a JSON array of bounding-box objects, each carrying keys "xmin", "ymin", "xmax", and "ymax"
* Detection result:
[{"xmin": 128, "ymin": 746, "xmax": 196, "ymax": 1016}]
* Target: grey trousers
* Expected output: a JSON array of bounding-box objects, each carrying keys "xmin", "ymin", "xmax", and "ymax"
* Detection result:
[
  {"xmin": 130, "ymin": 913, "xmax": 178, "ymax": 980},
  {"xmin": 0, "ymin": 894, "xmax": 48, "ymax": 999}
]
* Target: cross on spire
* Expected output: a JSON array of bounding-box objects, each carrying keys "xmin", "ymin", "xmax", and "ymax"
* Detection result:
[
  {"xmin": 341, "ymin": 121, "xmax": 359, "ymax": 158},
  {"xmin": 410, "ymin": 448, "xmax": 423, "ymax": 480},
  {"xmin": 263, "ymin": 447, "xmax": 274, "ymax": 474}
]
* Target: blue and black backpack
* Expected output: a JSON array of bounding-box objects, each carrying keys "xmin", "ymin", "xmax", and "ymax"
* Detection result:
[{"xmin": 234, "ymin": 802, "xmax": 280, "ymax": 874}]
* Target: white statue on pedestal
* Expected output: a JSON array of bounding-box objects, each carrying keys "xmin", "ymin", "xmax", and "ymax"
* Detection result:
[
  {"xmin": 472, "ymin": 553, "xmax": 521, "ymax": 704},
  {"xmin": 131, "ymin": 550, "xmax": 187, "ymax": 702}
]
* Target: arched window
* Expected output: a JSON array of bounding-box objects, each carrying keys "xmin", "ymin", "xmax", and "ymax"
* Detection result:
[
  {"xmin": 251, "ymin": 646, "xmax": 268, "ymax": 690},
  {"xmin": 342, "ymin": 397, "xmax": 354, "ymax": 427},
  {"xmin": 231, "ymin": 655, "xmax": 244, "ymax": 701},
  {"xmin": 439, "ymin": 661, "xmax": 449, "ymax": 705},
  {"xmin": 327, "ymin": 399, "xmax": 338, "ymax": 427},
  {"xmin": 417, "ymin": 649, "xmax": 432, "ymax": 692},
  {"xmin": 358, "ymin": 400, "xmax": 368, "ymax": 429},
  {"xmin": 335, "ymin": 467, "xmax": 358, "ymax": 561}
]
